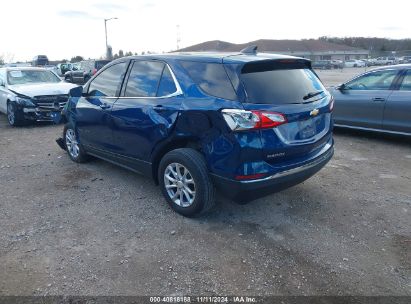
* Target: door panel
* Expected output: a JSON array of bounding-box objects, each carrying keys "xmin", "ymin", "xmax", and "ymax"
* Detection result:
[
  {"xmin": 75, "ymin": 61, "xmax": 129, "ymax": 150},
  {"xmin": 110, "ymin": 60, "xmax": 182, "ymax": 161},
  {"xmin": 111, "ymin": 97, "xmax": 182, "ymax": 160},
  {"xmin": 332, "ymin": 69, "xmax": 399, "ymax": 129},
  {"xmin": 75, "ymin": 96, "xmax": 117, "ymax": 150},
  {"xmin": 383, "ymin": 92, "xmax": 411, "ymax": 133},
  {"xmin": 383, "ymin": 70, "xmax": 411, "ymax": 133},
  {"xmin": 333, "ymin": 89, "xmax": 390, "ymax": 129}
]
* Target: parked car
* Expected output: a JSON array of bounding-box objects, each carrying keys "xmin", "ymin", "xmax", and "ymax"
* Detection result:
[
  {"xmin": 0, "ymin": 67, "xmax": 77, "ymax": 126},
  {"xmin": 57, "ymin": 52, "xmax": 334, "ymax": 216},
  {"xmin": 402, "ymin": 56, "xmax": 411, "ymax": 64},
  {"xmin": 375, "ymin": 57, "xmax": 397, "ymax": 66},
  {"xmin": 312, "ymin": 60, "xmax": 332, "ymax": 70},
  {"xmin": 44, "ymin": 65, "xmax": 59, "ymax": 75},
  {"xmin": 330, "ymin": 60, "xmax": 344, "ymax": 69},
  {"xmin": 330, "ymin": 65, "xmax": 411, "ymax": 136},
  {"xmin": 363, "ymin": 58, "xmax": 377, "ymax": 66},
  {"xmin": 344, "ymin": 60, "xmax": 366, "ymax": 68},
  {"xmin": 32, "ymin": 55, "xmax": 49, "ymax": 67},
  {"xmin": 64, "ymin": 60, "xmax": 110, "ymax": 84},
  {"xmin": 57, "ymin": 63, "xmax": 77, "ymax": 76}
]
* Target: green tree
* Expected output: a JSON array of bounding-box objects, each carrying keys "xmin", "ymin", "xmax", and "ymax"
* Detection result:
[{"xmin": 70, "ymin": 56, "xmax": 84, "ymax": 63}]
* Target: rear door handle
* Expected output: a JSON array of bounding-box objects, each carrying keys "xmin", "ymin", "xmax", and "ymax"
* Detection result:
[{"xmin": 372, "ymin": 97, "xmax": 386, "ymax": 102}]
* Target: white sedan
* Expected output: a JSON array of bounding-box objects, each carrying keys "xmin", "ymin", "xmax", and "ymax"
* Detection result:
[
  {"xmin": 344, "ymin": 60, "xmax": 366, "ymax": 68},
  {"xmin": 0, "ymin": 67, "xmax": 77, "ymax": 126}
]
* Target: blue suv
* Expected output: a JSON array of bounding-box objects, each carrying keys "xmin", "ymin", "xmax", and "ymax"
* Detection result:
[{"xmin": 58, "ymin": 49, "xmax": 334, "ymax": 216}]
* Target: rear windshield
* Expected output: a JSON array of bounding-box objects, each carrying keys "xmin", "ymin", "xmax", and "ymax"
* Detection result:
[{"xmin": 239, "ymin": 62, "xmax": 325, "ymax": 104}]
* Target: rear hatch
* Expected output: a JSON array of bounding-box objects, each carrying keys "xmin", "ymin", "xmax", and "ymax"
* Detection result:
[{"xmin": 225, "ymin": 59, "xmax": 333, "ymax": 165}]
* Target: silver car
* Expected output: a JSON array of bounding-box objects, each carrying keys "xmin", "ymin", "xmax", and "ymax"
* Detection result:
[
  {"xmin": 330, "ymin": 64, "xmax": 411, "ymax": 136},
  {"xmin": 0, "ymin": 67, "xmax": 77, "ymax": 126}
]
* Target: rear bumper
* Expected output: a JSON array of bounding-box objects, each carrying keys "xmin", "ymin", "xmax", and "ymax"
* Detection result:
[{"xmin": 211, "ymin": 142, "xmax": 334, "ymax": 202}]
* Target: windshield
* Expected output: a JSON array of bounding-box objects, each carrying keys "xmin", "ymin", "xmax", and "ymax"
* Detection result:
[
  {"xmin": 240, "ymin": 65, "xmax": 325, "ymax": 104},
  {"xmin": 7, "ymin": 70, "xmax": 60, "ymax": 85}
]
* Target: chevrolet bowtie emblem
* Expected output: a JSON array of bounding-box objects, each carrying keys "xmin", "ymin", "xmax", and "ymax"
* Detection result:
[{"xmin": 310, "ymin": 109, "xmax": 319, "ymax": 116}]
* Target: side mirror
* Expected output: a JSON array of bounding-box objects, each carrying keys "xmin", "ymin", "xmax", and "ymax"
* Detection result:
[
  {"xmin": 69, "ymin": 86, "xmax": 83, "ymax": 98},
  {"xmin": 0, "ymin": 79, "xmax": 5, "ymax": 87},
  {"xmin": 336, "ymin": 83, "xmax": 347, "ymax": 91}
]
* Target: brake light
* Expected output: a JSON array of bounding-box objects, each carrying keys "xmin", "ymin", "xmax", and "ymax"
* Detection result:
[
  {"xmin": 329, "ymin": 96, "xmax": 335, "ymax": 112},
  {"xmin": 92, "ymin": 68, "xmax": 97, "ymax": 75},
  {"xmin": 222, "ymin": 109, "xmax": 287, "ymax": 131}
]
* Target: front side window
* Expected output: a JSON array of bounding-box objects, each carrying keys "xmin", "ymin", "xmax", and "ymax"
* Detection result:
[
  {"xmin": 124, "ymin": 61, "xmax": 164, "ymax": 97},
  {"xmin": 88, "ymin": 62, "xmax": 128, "ymax": 97},
  {"xmin": 399, "ymin": 70, "xmax": 411, "ymax": 91},
  {"xmin": 7, "ymin": 69, "xmax": 60, "ymax": 85},
  {"xmin": 345, "ymin": 70, "xmax": 398, "ymax": 90}
]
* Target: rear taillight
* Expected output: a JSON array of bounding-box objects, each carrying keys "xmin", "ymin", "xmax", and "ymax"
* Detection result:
[
  {"xmin": 329, "ymin": 96, "xmax": 334, "ymax": 112},
  {"xmin": 222, "ymin": 109, "xmax": 287, "ymax": 131},
  {"xmin": 92, "ymin": 68, "xmax": 97, "ymax": 75}
]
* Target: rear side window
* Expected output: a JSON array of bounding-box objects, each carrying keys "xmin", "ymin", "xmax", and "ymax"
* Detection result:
[
  {"xmin": 157, "ymin": 66, "xmax": 178, "ymax": 96},
  {"xmin": 125, "ymin": 61, "xmax": 164, "ymax": 97},
  {"xmin": 180, "ymin": 61, "xmax": 237, "ymax": 100},
  {"xmin": 399, "ymin": 70, "xmax": 411, "ymax": 91},
  {"xmin": 88, "ymin": 62, "xmax": 127, "ymax": 97},
  {"xmin": 239, "ymin": 62, "xmax": 325, "ymax": 104}
]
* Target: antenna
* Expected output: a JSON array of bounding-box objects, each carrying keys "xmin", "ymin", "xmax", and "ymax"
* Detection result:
[{"xmin": 240, "ymin": 45, "xmax": 258, "ymax": 55}]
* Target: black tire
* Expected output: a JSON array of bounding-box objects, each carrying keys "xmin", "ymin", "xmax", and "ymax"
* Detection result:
[
  {"xmin": 158, "ymin": 148, "xmax": 216, "ymax": 217},
  {"xmin": 7, "ymin": 101, "xmax": 26, "ymax": 127},
  {"xmin": 63, "ymin": 123, "xmax": 89, "ymax": 163}
]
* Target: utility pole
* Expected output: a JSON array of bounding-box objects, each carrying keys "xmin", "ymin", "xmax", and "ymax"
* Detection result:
[
  {"xmin": 176, "ymin": 24, "xmax": 181, "ymax": 51},
  {"xmin": 104, "ymin": 17, "xmax": 118, "ymax": 59}
]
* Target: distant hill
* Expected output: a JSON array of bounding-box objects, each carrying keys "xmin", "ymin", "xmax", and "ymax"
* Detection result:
[
  {"xmin": 178, "ymin": 39, "xmax": 366, "ymax": 53},
  {"xmin": 318, "ymin": 37, "xmax": 411, "ymax": 55}
]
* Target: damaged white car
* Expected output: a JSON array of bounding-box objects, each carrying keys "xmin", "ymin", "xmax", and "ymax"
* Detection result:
[{"xmin": 0, "ymin": 67, "xmax": 77, "ymax": 126}]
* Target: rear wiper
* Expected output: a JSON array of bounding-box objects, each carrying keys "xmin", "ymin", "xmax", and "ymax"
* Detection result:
[{"xmin": 303, "ymin": 90, "xmax": 324, "ymax": 101}]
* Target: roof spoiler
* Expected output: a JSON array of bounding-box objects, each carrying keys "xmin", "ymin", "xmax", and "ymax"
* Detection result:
[{"xmin": 240, "ymin": 45, "xmax": 258, "ymax": 55}]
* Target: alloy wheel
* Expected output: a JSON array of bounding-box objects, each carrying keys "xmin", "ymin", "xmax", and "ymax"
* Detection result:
[
  {"xmin": 164, "ymin": 163, "xmax": 196, "ymax": 207},
  {"xmin": 65, "ymin": 129, "xmax": 80, "ymax": 158},
  {"xmin": 7, "ymin": 103, "xmax": 15, "ymax": 125}
]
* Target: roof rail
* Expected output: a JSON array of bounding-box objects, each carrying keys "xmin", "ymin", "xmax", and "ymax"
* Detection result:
[{"xmin": 240, "ymin": 45, "xmax": 258, "ymax": 55}]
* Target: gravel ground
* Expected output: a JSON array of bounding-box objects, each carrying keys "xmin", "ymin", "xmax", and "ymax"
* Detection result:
[{"xmin": 0, "ymin": 69, "xmax": 410, "ymax": 296}]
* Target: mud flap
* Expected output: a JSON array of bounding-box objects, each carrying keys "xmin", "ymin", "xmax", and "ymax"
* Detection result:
[{"xmin": 56, "ymin": 137, "xmax": 66, "ymax": 150}]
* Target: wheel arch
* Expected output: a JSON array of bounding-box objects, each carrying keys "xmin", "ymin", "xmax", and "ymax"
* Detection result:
[{"xmin": 151, "ymin": 137, "xmax": 203, "ymax": 185}]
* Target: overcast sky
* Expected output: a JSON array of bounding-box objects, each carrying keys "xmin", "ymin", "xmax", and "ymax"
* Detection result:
[{"xmin": 1, "ymin": 0, "xmax": 410, "ymax": 62}]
